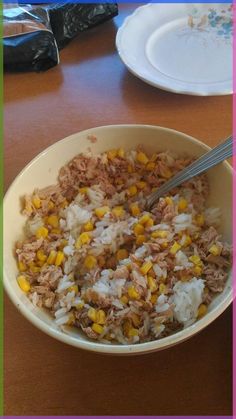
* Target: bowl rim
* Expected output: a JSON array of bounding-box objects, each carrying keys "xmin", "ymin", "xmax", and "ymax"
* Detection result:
[{"xmin": 3, "ymin": 124, "xmax": 233, "ymax": 354}]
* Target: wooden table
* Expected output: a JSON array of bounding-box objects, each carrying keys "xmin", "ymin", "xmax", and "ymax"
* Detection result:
[{"xmin": 4, "ymin": 4, "xmax": 232, "ymax": 416}]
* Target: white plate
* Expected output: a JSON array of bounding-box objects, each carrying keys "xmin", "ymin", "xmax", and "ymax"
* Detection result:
[{"xmin": 116, "ymin": 3, "xmax": 233, "ymax": 95}]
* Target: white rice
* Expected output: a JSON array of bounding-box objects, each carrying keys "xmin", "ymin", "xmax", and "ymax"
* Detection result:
[{"xmin": 171, "ymin": 278, "xmax": 205, "ymax": 326}]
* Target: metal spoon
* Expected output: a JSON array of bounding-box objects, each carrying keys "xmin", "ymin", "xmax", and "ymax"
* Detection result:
[{"xmin": 146, "ymin": 135, "xmax": 233, "ymax": 210}]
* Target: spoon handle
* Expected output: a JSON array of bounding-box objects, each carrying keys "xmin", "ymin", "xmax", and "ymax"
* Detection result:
[{"xmin": 146, "ymin": 136, "xmax": 233, "ymax": 210}]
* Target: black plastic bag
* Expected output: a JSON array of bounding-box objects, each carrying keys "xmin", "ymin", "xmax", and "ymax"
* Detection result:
[
  {"xmin": 4, "ymin": 3, "xmax": 118, "ymax": 72},
  {"xmin": 46, "ymin": 3, "xmax": 119, "ymax": 49},
  {"xmin": 3, "ymin": 5, "xmax": 59, "ymax": 72}
]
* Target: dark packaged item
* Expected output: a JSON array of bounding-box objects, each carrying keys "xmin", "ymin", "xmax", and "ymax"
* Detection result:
[
  {"xmin": 46, "ymin": 3, "xmax": 119, "ymax": 49},
  {"xmin": 3, "ymin": 5, "xmax": 59, "ymax": 72}
]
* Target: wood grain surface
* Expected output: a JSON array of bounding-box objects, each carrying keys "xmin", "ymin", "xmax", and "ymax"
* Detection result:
[{"xmin": 4, "ymin": 4, "xmax": 232, "ymax": 416}]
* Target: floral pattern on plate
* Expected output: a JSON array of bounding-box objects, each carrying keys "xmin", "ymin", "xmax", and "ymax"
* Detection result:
[{"xmin": 188, "ymin": 5, "xmax": 233, "ymax": 41}]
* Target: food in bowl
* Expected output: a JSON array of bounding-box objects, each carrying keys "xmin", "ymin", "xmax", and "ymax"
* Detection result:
[{"xmin": 15, "ymin": 146, "xmax": 232, "ymax": 344}]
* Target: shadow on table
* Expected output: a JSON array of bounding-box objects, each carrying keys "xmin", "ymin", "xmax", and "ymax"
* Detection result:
[
  {"xmin": 120, "ymin": 69, "xmax": 218, "ymax": 112},
  {"xmin": 59, "ymin": 20, "xmax": 118, "ymax": 65},
  {"xmin": 4, "ymin": 66, "xmax": 64, "ymax": 103}
]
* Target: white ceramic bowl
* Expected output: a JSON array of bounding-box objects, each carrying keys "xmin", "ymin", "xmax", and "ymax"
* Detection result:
[{"xmin": 4, "ymin": 125, "xmax": 232, "ymax": 355}]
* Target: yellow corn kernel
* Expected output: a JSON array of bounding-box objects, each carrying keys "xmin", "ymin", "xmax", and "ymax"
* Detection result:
[
  {"xmin": 180, "ymin": 274, "xmax": 190, "ymax": 282},
  {"xmin": 37, "ymin": 260, "xmax": 45, "ymax": 267},
  {"xmin": 107, "ymin": 149, "xmax": 118, "ymax": 160},
  {"xmin": 160, "ymin": 166, "xmax": 172, "ymax": 179},
  {"xmin": 136, "ymin": 151, "xmax": 149, "ymax": 165},
  {"xmin": 120, "ymin": 295, "xmax": 128, "ymax": 304},
  {"xmin": 193, "ymin": 266, "xmax": 202, "ymax": 276},
  {"xmin": 125, "ymin": 263, "xmax": 132, "ymax": 272},
  {"xmin": 137, "ymin": 181, "xmax": 146, "ymax": 190},
  {"xmin": 60, "ymin": 199, "xmax": 68, "ymax": 208},
  {"xmin": 150, "ymin": 293, "xmax": 158, "ymax": 304},
  {"xmin": 116, "ymin": 178, "xmax": 124, "ymax": 185},
  {"xmin": 47, "ymin": 215, "xmax": 59, "ymax": 228},
  {"xmin": 128, "ymin": 286, "xmax": 140, "ymax": 300},
  {"xmin": 197, "ymin": 304, "xmax": 207, "ymax": 319},
  {"xmin": 123, "ymin": 319, "xmax": 131, "ymax": 335},
  {"xmin": 77, "ymin": 232, "xmax": 91, "ymax": 247},
  {"xmin": 51, "ymin": 228, "xmax": 61, "ymax": 235},
  {"xmin": 28, "ymin": 261, "xmax": 35, "ymax": 269},
  {"xmin": 128, "ymin": 327, "xmax": 139, "ymax": 337},
  {"xmin": 127, "ymin": 164, "xmax": 134, "ymax": 173},
  {"xmin": 135, "ymin": 260, "xmax": 142, "ymax": 267},
  {"xmin": 84, "ymin": 255, "xmax": 97, "ymax": 269},
  {"xmin": 17, "ymin": 275, "xmax": 31, "ymax": 292},
  {"xmin": 151, "ymin": 230, "xmax": 168, "ymax": 239},
  {"xmin": 79, "ymin": 187, "xmax": 88, "ymax": 195},
  {"xmin": 29, "ymin": 262, "xmax": 38, "ymax": 272},
  {"xmin": 159, "ymin": 283, "xmax": 167, "ymax": 294},
  {"xmin": 136, "ymin": 235, "xmax": 146, "ymax": 246},
  {"xmin": 88, "ymin": 307, "xmax": 97, "ymax": 322},
  {"xmin": 178, "ymin": 198, "xmax": 188, "ymax": 211},
  {"xmin": 36, "ymin": 249, "xmax": 47, "ymax": 262},
  {"xmin": 189, "ymin": 255, "xmax": 202, "ymax": 266},
  {"xmin": 117, "ymin": 148, "xmax": 125, "ymax": 158},
  {"xmin": 161, "ymin": 242, "xmax": 168, "ymax": 249},
  {"xmin": 92, "ymin": 323, "xmax": 104, "ymax": 334},
  {"xmin": 29, "ymin": 262, "xmax": 37, "ymax": 273},
  {"xmin": 170, "ymin": 241, "xmax": 181, "ymax": 255},
  {"xmin": 48, "ymin": 200, "xmax": 55, "ymax": 210},
  {"xmin": 55, "ymin": 251, "xmax": 64, "ymax": 266},
  {"xmin": 97, "ymin": 309, "xmax": 106, "ymax": 325},
  {"xmin": 36, "ymin": 226, "xmax": 48, "ymax": 239},
  {"xmin": 83, "ymin": 221, "xmax": 94, "ymax": 232},
  {"xmin": 94, "ymin": 206, "xmax": 110, "ymax": 218},
  {"xmin": 150, "ymin": 153, "xmax": 158, "ymax": 162},
  {"xmin": 209, "ymin": 244, "xmax": 221, "ymax": 256},
  {"xmin": 128, "ymin": 185, "xmax": 138, "ymax": 197},
  {"xmin": 130, "ymin": 313, "xmax": 141, "ymax": 327},
  {"xmin": 165, "ymin": 197, "xmax": 173, "ymax": 205},
  {"xmin": 18, "ymin": 261, "xmax": 27, "ymax": 272},
  {"xmin": 146, "ymin": 219, "xmax": 154, "ymax": 228},
  {"xmin": 149, "ymin": 268, "xmax": 155, "ymax": 277},
  {"xmin": 140, "ymin": 260, "xmax": 153, "ymax": 275},
  {"xmin": 182, "ymin": 235, "xmax": 192, "ymax": 248},
  {"xmin": 67, "ymin": 313, "xmax": 75, "ymax": 326},
  {"xmin": 133, "ymin": 223, "xmax": 145, "ymax": 236},
  {"xmin": 152, "ymin": 187, "xmax": 158, "ymax": 193},
  {"xmin": 30, "ymin": 264, "xmax": 41, "ymax": 273},
  {"xmin": 32, "ymin": 195, "xmax": 41, "ymax": 209},
  {"xmin": 139, "ymin": 214, "xmax": 151, "ymax": 225},
  {"xmin": 47, "ymin": 250, "xmax": 57, "ymax": 265},
  {"xmin": 116, "ymin": 248, "xmax": 129, "ymax": 261},
  {"xmin": 146, "ymin": 161, "xmax": 155, "ymax": 171},
  {"xmin": 195, "ymin": 214, "xmax": 205, "ymax": 227},
  {"xmin": 147, "ymin": 276, "xmax": 157, "ymax": 293},
  {"xmin": 193, "ymin": 232, "xmax": 200, "ymax": 240},
  {"xmin": 129, "ymin": 203, "xmax": 140, "ymax": 217},
  {"xmin": 59, "ymin": 239, "xmax": 68, "ymax": 250},
  {"xmin": 112, "ymin": 206, "xmax": 124, "ymax": 218},
  {"xmin": 76, "ymin": 301, "xmax": 84, "ymax": 310}
]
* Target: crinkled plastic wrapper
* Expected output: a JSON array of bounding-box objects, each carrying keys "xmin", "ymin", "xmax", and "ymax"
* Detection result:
[
  {"xmin": 46, "ymin": 3, "xmax": 119, "ymax": 49},
  {"xmin": 3, "ymin": 5, "xmax": 59, "ymax": 72}
]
